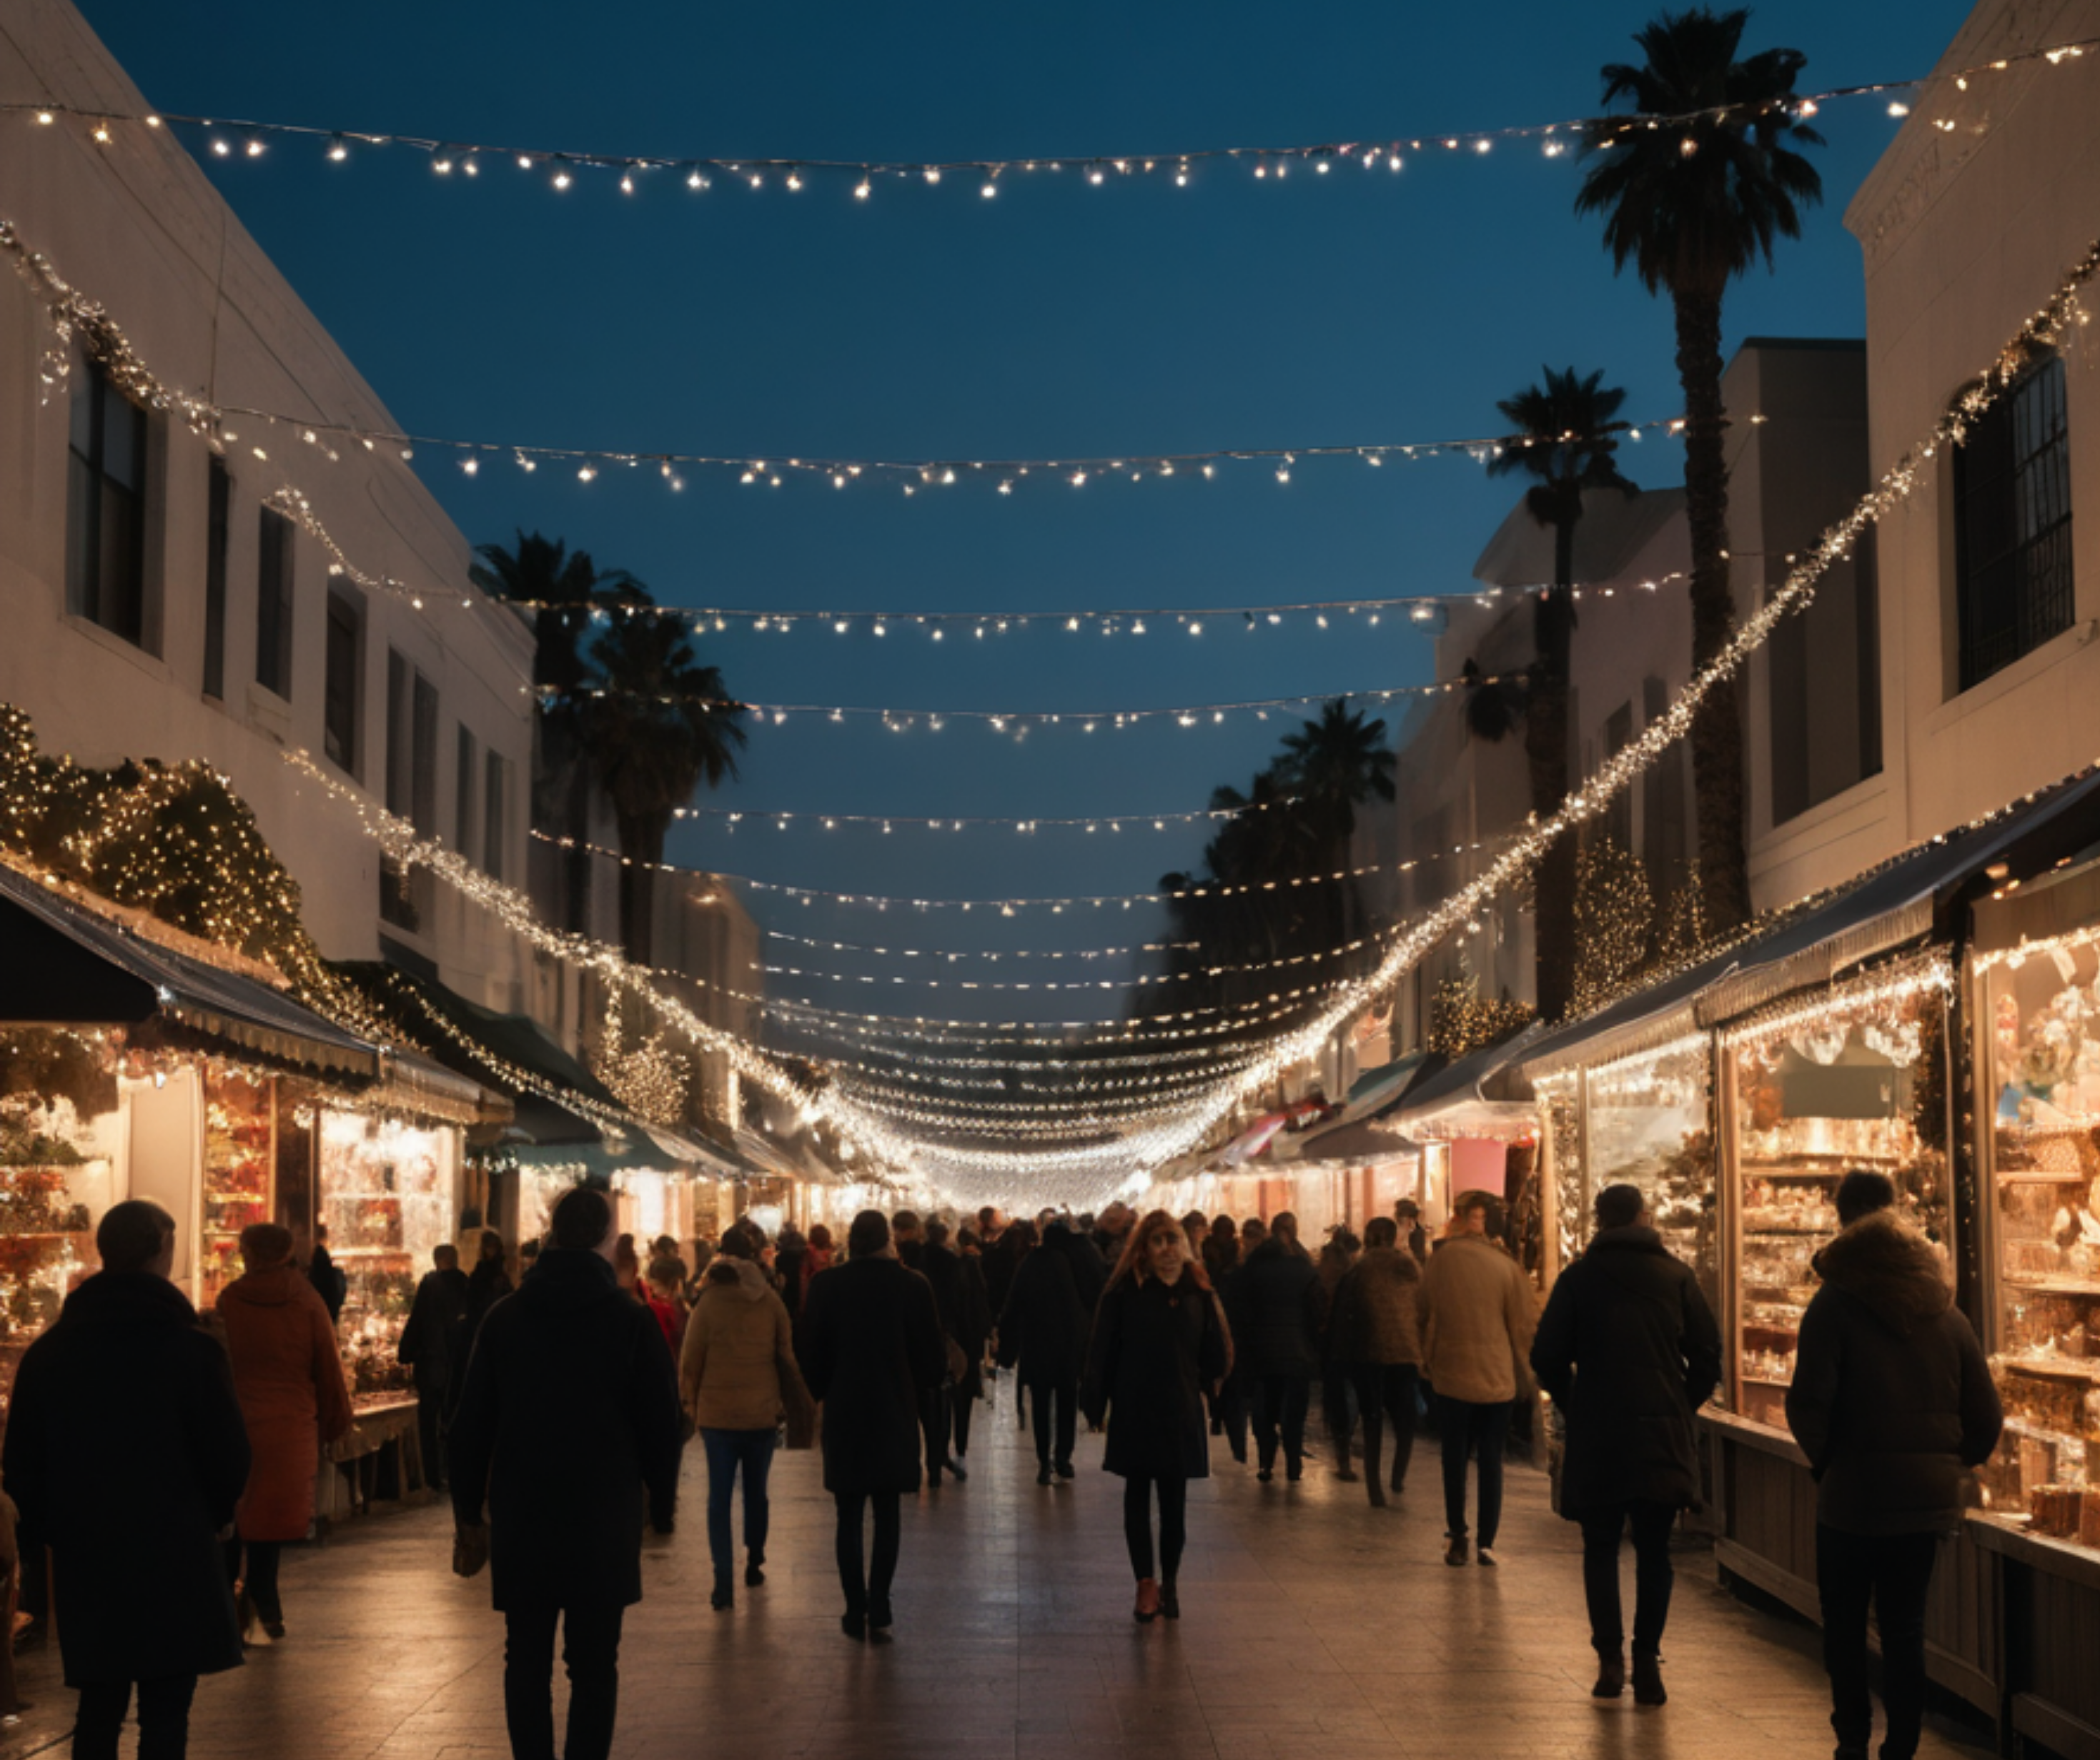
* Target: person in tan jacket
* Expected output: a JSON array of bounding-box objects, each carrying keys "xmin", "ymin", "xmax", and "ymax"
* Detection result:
[
  {"xmin": 1418, "ymin": 1194, "xmax": 1536, "ymax": 1567},
  {"xmin": 678, "ymin": 1231, "xmax": 798, "ymax": 1611}
]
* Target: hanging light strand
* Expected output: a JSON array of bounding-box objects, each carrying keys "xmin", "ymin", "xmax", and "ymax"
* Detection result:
[{"xmin": 9, "ymin": 35, "xmax": 2089, "ymax": 204}]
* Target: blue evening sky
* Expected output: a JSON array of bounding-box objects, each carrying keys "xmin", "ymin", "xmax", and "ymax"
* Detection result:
[{"xmin": 76, "ymin": 0, "xmax": 1975, "ymax": 1020}]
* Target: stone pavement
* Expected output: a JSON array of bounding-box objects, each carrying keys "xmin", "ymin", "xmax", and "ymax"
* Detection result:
[{"xmin": 0, "ymin": 1379, "xmax": 1996, "ymax": 1758}]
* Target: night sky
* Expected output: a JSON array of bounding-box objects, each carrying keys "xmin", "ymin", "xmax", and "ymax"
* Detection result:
[{"xmin": 76, "ymin": 0, "xmax": 1975, "ymax": 1023}]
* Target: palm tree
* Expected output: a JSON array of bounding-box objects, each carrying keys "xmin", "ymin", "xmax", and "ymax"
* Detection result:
[
  {"xmin": 1576, "ymin": 6, "xmax": 1821, "ymax": 933},
  {"xmin": 581, "ymin": 617, "xmax": 748, "ymax": 966},
  {"xmin": 1487, "ymin": 367, "xmax": 1638, "ymax": 1020},
  {"xmin": 1279, "ymin": 699, "xmax": 1397, "ymax": 943},
  {"xmin": 470, "ymin": 532, "xmax": 647, "ymax": 930}
]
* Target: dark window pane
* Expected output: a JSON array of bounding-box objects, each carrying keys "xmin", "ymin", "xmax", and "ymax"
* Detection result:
[
  {"xmin": 65, "ymin": 449, "xmax": 97, "ymax": 619},
  {"xmin": 1956, "ymin": 354, "xmax": 2073, "ymax": 690},
  {"xmin": 412, "ymin": 675, "xmax": 439, "ymax": 836},
  {"xmin": 101, "ymin": 382, "xmax": 144, "ymax": 490},
  {"xmin": 385, "ymin": 650, "xmax": 411, "ymax": 816},
  {"xmin": 203, "ymin": 460, "xmax": 229, "ymax": 699},
  {"xmin": 323, "ymin": 594, "xmax": 360, "ymax": 771},
  {"xmin": 256, "ymin": 507, "xmax": 294, "ymax": 697},
  {"xmin": 64, "ymin": 361, "xmax": 149, "ymax": 647},
  {"xmin": 484, "ymin": 752, "xmax": 505, "ymax": 883},
  {"xmin": 97, "ymin": 477, "xmax": 144, "ymax": 645},
  {"xmin": 456, "ymin": 725, "xmax": 479, "ymax": 864}
]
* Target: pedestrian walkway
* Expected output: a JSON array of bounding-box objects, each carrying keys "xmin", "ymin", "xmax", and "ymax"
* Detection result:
[{"xmin": 0, "ymin": 1381, "xmax": 1994, "ymax": 1758}]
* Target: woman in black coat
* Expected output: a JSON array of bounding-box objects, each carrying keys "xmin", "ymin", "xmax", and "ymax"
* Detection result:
[
  {"xmin": 799, "ymin": 1212, "xmax": 948, "ymax": 1641},
  {"xmin": 1081, "ymin": 1210, "xmax": 1231, "ymax": 1624},
  {"xmin": 996, "ymin": 1220, "xmax": 1091, "ymax": 1483}
]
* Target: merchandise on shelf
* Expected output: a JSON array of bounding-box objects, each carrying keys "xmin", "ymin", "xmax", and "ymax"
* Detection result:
[
  {"xmin": 200, "ymin": 1070, "xmax": 274, "ymax": 1312},
  {"xmin": 1724, "ymin": 970, "xmax": 1952, "ymax": 1431},
  {"xmin": 318, "ymin": 1110, "xmax": 455, "ymax": 1392},
  {"xmin": 1976, "ymin": 934, "xmax": 2100, "ymax": 1550}
]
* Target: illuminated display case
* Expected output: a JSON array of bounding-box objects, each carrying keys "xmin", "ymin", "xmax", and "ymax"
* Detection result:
[
  {"xmin": 320, "ymin": 1110, "xmax": 455, "ymax": 1400},
  {"xmin": 200, "ymin": 1069, "xmax": 274, "ymax": 1311},
  {"xmin": 1973, "ymin": 932, "xmax": 2100, "ymax": 1550},
  {"xmin": 1582, "ymin": 1038, "xmax": 1720, "ymax": 1321},
  {"xmin": 1723, "ymin": 965, "xmax": 1953, "ymax": 1430}
]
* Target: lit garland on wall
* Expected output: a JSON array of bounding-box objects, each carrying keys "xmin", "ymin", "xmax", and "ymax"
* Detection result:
[{"xmin": 12, "ymin": 35, "xmax": 2089, "ymax": 206}]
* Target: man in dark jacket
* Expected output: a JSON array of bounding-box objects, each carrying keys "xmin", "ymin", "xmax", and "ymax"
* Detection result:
[
  {"xmin": 1530, "ymin": 1183, "xmax": 1721, "ymax": 1706},
  {"xmin": 1787, "ymin": 1172, "xmax": 2002, "ymax": 1760},
  {"xmin": 923, "ymin": 1221, "xmax": 991, "ymax": 1471},
  {"xmin": 399, "ymin": 1243, "xmax": 470, "ymax": 1491},
  {"xmin": 1230, "ymin": 1211, "xmax": 1326, "ymax": 1482},
  {"xmin": 1327, "ymin": 1215, "xmax": 1426, "ymax": 1506},
  {"xmin": 4, "ymin": 1200, "xmax": 250, "ymax": 1760},
  {"xmin": 307, "ymin": 1220, "xmax": 346, "ymax": 1326},
  {"xmin": 448, "ymin": 1184, "xmax": 682, "ymax": 1760},
  {"xmin": 800, "ymin": 1211, "xmax": 947, "ymax": 1640},
  {"xmin": 997, "ymin": 1224, "xmax": 1091, "ymax": 1484}
]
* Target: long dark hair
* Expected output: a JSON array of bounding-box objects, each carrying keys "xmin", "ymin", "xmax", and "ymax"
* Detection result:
[{"xmin": 1106, "ymin": 1210, "xmax": 1212, "ymax": 1293}]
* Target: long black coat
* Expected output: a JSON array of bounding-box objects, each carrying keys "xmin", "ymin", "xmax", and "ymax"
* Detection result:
[
  {"xmin": 923, "ymin": 1245, "xmax": 991, "ymax": 1401},
  {"xmin": 447, "ymin": 1249, "xmax": 683, "ymax": 1612},
  {"xmin": 800, "ymin": 1256, "xmax": 947, "ymax": 1496},
  {"xmin": 4, "ymin": 1273, "xmax": 250, "ymax": 1686},
  {"xmin": 1081, "ymin": 1270, "xmax": 1229, "ymax": 1481},
  {"xmin": 996, "ymin": 1245, "xmax": 1090, "ymax": 1388},
  {"xmin": 1530, "ymin": 1226, "xmax": 1721, "ymax": 1519},
  {"xmin": 399, "ymin": 1265, "xmax": 470, "ymax": 1389},
  {"xmin": 1229, "ymin": 1238, "xmax": 1326, "ymax": 1378},
  {"xmin": 1786, "ymin": 1213, "xmax": 2003, "ymax": 1536},
  {"xmin": 1046, "ymin": 1225, "xmax": 1108, "ymax": 1315}
]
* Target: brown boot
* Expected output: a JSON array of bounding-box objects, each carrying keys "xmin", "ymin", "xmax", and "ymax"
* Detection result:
[
  {"xmin": 1134, "ymin": 1578, "xmax": 1161, "ymax": 1623},
  {"xmin": 1593, "ymin": 1651, "xmax": 1626, "ymax": 1699}
]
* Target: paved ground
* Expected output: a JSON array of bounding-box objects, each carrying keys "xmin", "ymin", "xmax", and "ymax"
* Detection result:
[{"xmin": 0, "ymin": 1379, "xmax": 1996, "ymax": 1758}]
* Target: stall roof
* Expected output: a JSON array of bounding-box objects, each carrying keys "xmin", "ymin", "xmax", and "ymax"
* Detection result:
[
  {"xmin": 0, "ymin": 864, "xmax": 379, "ymax": 1080},
  {"xmin": 1512, "ymin": 766, "xmax": 2100, "ymax": 1083}
]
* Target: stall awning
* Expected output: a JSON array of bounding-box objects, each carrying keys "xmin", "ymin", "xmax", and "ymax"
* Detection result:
[
  {"xmin": 0, "ymin": 864, "xmax": 379, "ymax": 1080},
  {"xmin": 1512, "ymin": 766, "xmax": 2100, "ymax": 1083}
]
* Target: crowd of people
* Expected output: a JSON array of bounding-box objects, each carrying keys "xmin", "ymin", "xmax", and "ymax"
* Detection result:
[{"xmin": 0, "ymin": 1171, "xmax": 2002, "ymax": 1760}]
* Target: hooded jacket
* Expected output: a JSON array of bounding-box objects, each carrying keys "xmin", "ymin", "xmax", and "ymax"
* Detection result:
[
  {"xmin": 1417, "ymin": 1232, "xmax": 1535, "ymax": 1405},
  {"xmin": 217, "ymin": 1262, "xmax": 353, "ymax": 1542},
  {"xmin": 3, "ymin": 1273, "xmax": 250, "ymax": 1686},
  {"xmin": 1786, "ymin": 1212, "xmax": 2002, "ymax": 1536},
  {"xmin": 1530, "ymin": 1225, "xmax": 1720, "ymax": 1518},
  {"xmin": 447, "ymin": 1248, "xmax": 683, "ymax": 1611},
  {"xmin": 680, "ymin": 1256, "xmax": 795, "ymax": 1431},
  {"xmin": 1327, "ymin": 1245, "xmax": 1424, "ymax": 1367}
]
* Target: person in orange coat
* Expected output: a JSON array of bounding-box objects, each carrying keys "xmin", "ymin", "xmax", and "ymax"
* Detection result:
[{"xmin": 217, "ymin": 1223, "xmax": 352, "ymax": 1641}]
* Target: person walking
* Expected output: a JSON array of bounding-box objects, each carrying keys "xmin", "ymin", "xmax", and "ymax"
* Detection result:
[
  {"xmin": 307, "ymin": 1220, "xmax": 346, "ymax": 1328},
  {"xmin": 1530, "ymin": 1184, "xmax": 1722, "ymax": 1705},
  {"xmin": 400, "ymin": 1243, "xmax": 470, "ymax": 1492},
  {"xmin": 447, "ymin": 1184, "xmax": 683, "ymax": 1760},
  {"xmin": 216, "ymin": 1223, "xmax": 352, "ymax": 1641},
  {"xmin": 922, "ymin": 1220, "xmax": 990, "ymax": 1475},
  {"xmin": 800, "ymin": 1211, "xmax": 947, "ymax": 1641},
  {"xmin": 996, "ymin": 1218, "xmax": 1089, "ymax": 1485},
  {"xmin": 1326, "ymin": 1216, "xmax": 1425, "ymax": 1506},
  {"xmin": 1418, "ymin": 1193, "xmax": 1536, "ymax": 1566},
  {"xmin": 1787, "ymin": 1172, "xmax": 2002, "ymax": 1760},
  {"xmin": 1232, "ymin": 1212, "xmax": 1324, "ymax": 1483},
  {"xmin": 1316, "ymin": 1227, "xmax": 1362, "ymax": 1481},
  {"xmin": 773, "ymin": 1228, "xmax": 810, "ymax": 1322},
  {"xmin": 680, "ymin": 1228, "xmax": 804, "ymax": 1612},
  {"xmin": 1081, "ymin": 1213, "xmax": 1230, "ymax": 1624},
  {"xmin": 1395, "ymin": 1199, "xmax": 1428, "ymax": 1264},
  {"xmin": 3, "ymin": 1201, "xmax": 250, "ymax": 1760}
]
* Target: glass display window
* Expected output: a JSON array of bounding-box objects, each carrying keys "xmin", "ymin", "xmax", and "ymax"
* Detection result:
[
  {"xmin": 201, "ymin": 1068, "xmax": 275, "ymax": 1311},
  {"xmin": 1582, "ymin": 1037, "xmax": 1720, "ymax": 1318},
  {"xmin": 1974, "ymin": 930, "xmax": 2100, "ymax": 1547},
  {"xmin": 1723, "ymin": 964, "xmax": 1953, "ymax": 1431},
  {"xmin": 319, "ymin": 1110, "xmax": 456, "ymax": 1401}
]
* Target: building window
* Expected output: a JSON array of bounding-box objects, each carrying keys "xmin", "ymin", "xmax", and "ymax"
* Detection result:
[
  {"xmin": 485, "ymin": 751, "xmax": 508, "ymax": 883},
  {"xmin": 202, "ymin": 459, "xmax": 230, "ymax": 699},
  {"xmin": 380, "ymin": 650, "xmax": 439, "ymax": 930},
  {"xmin": 1640, "ymin": 676, "xmax": 1689, "ymax": 892},
  {"xmin": 66, "ymin": 359, "xmax": 149, "ymax": 645},
  {"xmin": 1954, "ymin": 352, "xmax": 2072, "ymax": 691},
  {"xmin": 1598, "ymin": 702, "xmax": 1634, "ymax": 852},
  {"xmin": 1770, "ymin": 528, "xmax": 1883, "ymax": 824},
  {"xmin": 255, "ymin": 505, "xmax": 295, "ymax": 697},
  {"xmin": 322, "ymin": 591, "xmax": 362, "ymax": 773},
  {"xmin": 455, "ymin": 725, "xmax": 480, "ymax": 865}
]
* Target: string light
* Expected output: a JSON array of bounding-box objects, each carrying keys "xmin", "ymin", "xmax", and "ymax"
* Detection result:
[
  {"xmin": 531, "ymin": 674, "xmax": 1511, "ymax": 737},
  {"xmin": 13, "ymin": 36, "xmax": 2090, "ymax": 207},
  {"xmin": 762, "ymin": 928, "xmax": 1379, "ymax": 993}
]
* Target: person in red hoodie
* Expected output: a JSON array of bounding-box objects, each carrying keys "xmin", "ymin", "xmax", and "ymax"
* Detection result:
[{"xmin": 643, "ymin": 1258, "xmax": 688, "ymax": 1355}]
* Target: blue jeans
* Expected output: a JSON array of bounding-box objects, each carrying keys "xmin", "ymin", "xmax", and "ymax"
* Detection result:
[{"xmin": 700, "ymin": 1427, "xmax": 775, "ymax": 1581}]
